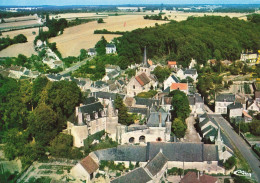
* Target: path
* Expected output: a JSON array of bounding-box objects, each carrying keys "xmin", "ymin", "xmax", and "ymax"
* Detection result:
[{"xmin": 182, "ymin": 116, "xmax": 201, "ymax": 143}]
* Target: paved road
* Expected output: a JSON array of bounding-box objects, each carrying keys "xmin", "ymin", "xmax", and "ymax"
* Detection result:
[
  {"xmin": 211, "ymin": 114, "xmax": 260, "ymax": 182},
  {"xmin": 59, "ymin": 57, "xmax": 92, "ymax": 76}
]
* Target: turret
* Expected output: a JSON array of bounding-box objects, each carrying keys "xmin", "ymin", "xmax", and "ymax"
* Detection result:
[
  {"xmin": 107, "ymin": 97, "xmax": 115, "ymax": 117},
  {"xmin": 215, "ymin": 127, "xmax": 224, "ymax": 160},
  {"xmin": 165, "ymin": 112, "xmax": 172, "ymax": 134}
]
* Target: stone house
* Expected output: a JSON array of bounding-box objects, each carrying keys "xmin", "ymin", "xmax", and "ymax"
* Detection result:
[
  {"xmin": 167, "ymin": 61, "xmax": 177, "ymax": 69},
  {"xmin": 102, "ymin": 70, "xmax": 120, "ymax": 81},
  {"xmin": 176, "ymin": 68, "xmax": 198, "ymax": 81},
  {"xmin": 106, "ymin": 43, "xmax": 116, "ymax": 54},
  {"xmin": 215, "ymin": 93, "xmax": 235, "ymax": 114},
  {"xmin": 227, "ymin": 102, "xmax": 243, "ymax": 119},
  {"xmin": 163, "ymin": 74, "xmax": 179, "ymax": 89},
  {"xmin": 240, "ymin": 52, "xmax": 258, "ymax": 63},
  {"xmin": 88, "ymin": 48, "xmax": 96, "ymax": 56},
  {"xmin": 188, "ymin": 93, "xmax": 205, "ymax": 116},
  {"xmin": 65, "ymin": 97, "xmax": 118, "ymax": 147},
  {"xmin": 71, "ymin": 154, "xmax": 99, "ymax": 182},
  {"xmin": 243, "ymin": 110, "xmax": 253, "ymax": 123}
]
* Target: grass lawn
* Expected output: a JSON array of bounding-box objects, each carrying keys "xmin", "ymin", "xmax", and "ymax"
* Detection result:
[{"xmin": 245, "ymin": 133, "xmax": 260, "ymax": 141}]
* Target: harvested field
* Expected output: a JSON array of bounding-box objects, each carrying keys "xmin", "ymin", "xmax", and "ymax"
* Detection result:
[
  {"xmin": 0, "ymin": 20, "xmax": 42, "ymax": 31},
  {"xmin": 3, "ymin": 15, "xmax": 38, "ymax": 23},
  {"xmin": 49, "ymin": 14, "xmax": 169, "ymax": 57},
  {"xmin": 0, "ymin": 27, "xmax": 48, "ymax": 57}
]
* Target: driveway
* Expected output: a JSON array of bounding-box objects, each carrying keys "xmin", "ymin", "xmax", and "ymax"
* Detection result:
[{"xmin": 182, "ymin": 116, "xmax": 201, "ymax": 143}]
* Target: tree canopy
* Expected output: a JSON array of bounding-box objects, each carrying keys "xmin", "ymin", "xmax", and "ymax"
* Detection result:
[{"xmin": 115, "ymin": 16, "xmax": 260, "ymax": 67}]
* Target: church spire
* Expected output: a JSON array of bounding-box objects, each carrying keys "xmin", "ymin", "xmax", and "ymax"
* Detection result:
[
  {"xmin": 143, "ymin": 46, "xmax": 148, "ymax": 67},
  {"xmin": 166, "ymin": 111, "xmax": 171, "ymax": 122}
]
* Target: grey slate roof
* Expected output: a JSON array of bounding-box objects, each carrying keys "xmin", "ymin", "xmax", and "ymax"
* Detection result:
[
  {"xmin": 127, "ymin": 125, "xmax": 148, "ymax": 132},
  {"xmin": 147, "ymin": 112, "xmax": 168, "ymax": 127},
  {"xmin": 189, "ymin": 93, "xmax": 203, "ymax": 106},
  {"xmin": 94, "ymin": 145, "xmax": 147, "ymax": 162},
  {"xmin": 82, "ymin": 97, "xmax": 96, "ymax": 105},
  {"xmin": 71, "ymin": 78, "xmax": 86, "ymax": 86},
  {"xmin": 107, "ymin": 70, "xmax": 119, "ymax": 79},
  {"xmin": 145, "ymin": 152, "xmax": 168, "ymax": 176},
  {"xmin": 111, "ymin": 167, "xmax": 152, "ymax": 183},
  {"xmin": 93, "ymin": 91, "xmax": 125, "ymax": 100},
  {"xmin": 106, "ymin": 43, "xmax": 116, "ymax": 48},
  {"xmin": 91, "ymin": 81, "xmax": 108, "ymax": 88},
  {"xmin": 47, "ymin": 74, "xmax": 62, "ymax": 80},
  {"xmin": 199, "ymin": 116, "xmax": 218, "ymax": 129},
  {"xmin": 147, "ymin": 142, "xmax": 218, "ymax": 162},
  {"xmin": 163, "ymin": 86, "xmax": 170, "ymax": 93},
  {"xmin": 128, "ymin": 107, "xmax": 148, "ymax": 115},
  {"xmin": 135, "ymin": 98, "xmax": 159, "ymax": 107},
  {"xmin": 216, "ymin": 93, "xmax": 235, "ymax": 102},
  {"xmin": 227, "ymin": 102, "xmax": 243, "ymax": 110},
  {"xmin": 203, "ymin": 145, "xmax": 218, "ymax": 161},
  {"xmin": 171, "ymin": 75, "xmax": 180, "ymax": 83},
  {"xmin": 184, "ymin": 69, "xmax": 197, "ymax": 75}
]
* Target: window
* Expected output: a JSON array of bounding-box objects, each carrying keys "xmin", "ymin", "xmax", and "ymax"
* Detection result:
[
  {"xmin": 129, "ymin": 137, "xmax": 135, "ymax": 143},
  {"xmin": 133, "ymin": 85, "xmax": 135, "ymax": 89}
]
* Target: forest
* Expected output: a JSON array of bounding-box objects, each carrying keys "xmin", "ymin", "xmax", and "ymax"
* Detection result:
[
  {"xmin": 114, "ymin": 15, "xmax": 260, "ymax": 67},
  {"xmin": 0, "ymin": 75, "xmax": 83, "ymax": 170},
  {"xmin": 0, "ymin": 34, "xmax": 27, "ymax": 51}
]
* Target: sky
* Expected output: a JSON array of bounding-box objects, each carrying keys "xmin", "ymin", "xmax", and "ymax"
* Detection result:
[{"xmin": 0, "ymin": 0, "xmax": 260, "ymax": 6}]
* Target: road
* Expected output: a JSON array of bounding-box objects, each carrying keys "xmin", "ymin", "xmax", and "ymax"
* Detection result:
[
  {"xmin": 183, "ymin": 116, "xmax": 201, "ymax": 143},
  {"xmin": 210, "ymin": 114, "xmax": 260, "ymax": 182},
  {"xmin": 59, "ymin": 57, "xmax": 92, "ymax": 76}
]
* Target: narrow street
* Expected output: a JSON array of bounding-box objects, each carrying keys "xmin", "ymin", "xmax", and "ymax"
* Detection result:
[
  {"xmin": 182, "ymin": 116, "xmax": 201, "ymax": 143},
  {"xmin": 209, "ymin": 113, "xmax": 260, "ymax": 182}
]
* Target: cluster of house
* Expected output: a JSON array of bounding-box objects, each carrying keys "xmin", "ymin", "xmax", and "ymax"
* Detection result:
[
  {"xmin": 36, "ymin": 40, "xmax": 63, "ymax": 69},
  {"xmin": 214, "ymin": 92, "xmax": 260, "ymax": 122},
  {"xmin": 0, "ymin": 65, "xmax": 40, "ymax": 79}
]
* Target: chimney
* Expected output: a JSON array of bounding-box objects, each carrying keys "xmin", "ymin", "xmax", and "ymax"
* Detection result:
[{"xmin": 159, "ymin": 112, "xmax": 162, "ymax": 127}]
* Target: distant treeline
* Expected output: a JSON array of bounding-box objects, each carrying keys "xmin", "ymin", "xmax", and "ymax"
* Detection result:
[
  {"xmin": 0, "ymin": 34, "xmax": 27, "ymax": 51},
  {"xmin": 94, "ymin": 29, "xmax": 126, "ymax": 35},
  {"xmin": 143, "ymin": 14, "xmax": 168, "ymax": 20},
  {"xmin": 114, "ymin": 15, "xmax": 260, "ymax": 68}
]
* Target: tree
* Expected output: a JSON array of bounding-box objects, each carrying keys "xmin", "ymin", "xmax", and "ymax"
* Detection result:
[
  {"xmin": 223, "ymin": 156, "xmax": 236, "ymax": 170},
  {"xmin": 97, "ymin": 18, "xmax": 104, "ymax": 23},
  {"xmin": 172, "ymin": 118, "xmax": 187, "ymax": 138},
  {"xmin": 169, "ymin": 90, "xmax": 191, "ymax": 120},
  {"xmin": 15, "ymin": 54, "xmax": 27, "ymax": 66},
  {"xmin": 95, "ymin": 36, "xmax": 107, "ymax": 55},
  {"xmin": 79, "ymin": 49, "xmax": 87, "ymax": 60},
  {"xmin": 13, "ymin": 34, "xmax": 27, "ymax": 43},
  {"xmin": 152, "ymin": 66, "xmax": 171, "ymax": 83},
  {"xmin": 32, "ymin": 76, "xmax": 49, "ymax": 109},
  {"xmin": 114, "ymin": 94, "xmax": 133, "ymax": 126},
  {"xmin": 28, "ymin": 103, "xmax": 58, "ymax": 145}
]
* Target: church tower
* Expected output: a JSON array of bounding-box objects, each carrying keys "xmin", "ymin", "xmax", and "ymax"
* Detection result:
[
  {"xmin": 215, "ymin": 127, "xmax": 224, "ymax": 160},
  {"xmin": 165, "ymin": 111, "xmax": 172, "ymax": 135},
  {"xmin": 138, "ymin": 46, "xmax": 151, "ymax": 76}
]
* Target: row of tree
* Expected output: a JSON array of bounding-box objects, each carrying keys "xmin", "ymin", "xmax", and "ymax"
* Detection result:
[{"xmin": 0, "ymin": 34, "xmax": 27, "ymax": 51}]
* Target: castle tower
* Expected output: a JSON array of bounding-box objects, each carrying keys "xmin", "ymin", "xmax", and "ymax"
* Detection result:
[{"xmin": 107, "ymin": 97, "xmax": 115, "ymax": 117}]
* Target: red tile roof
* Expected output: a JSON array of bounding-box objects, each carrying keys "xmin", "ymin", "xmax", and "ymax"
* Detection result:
[
  {"xmin": 168, "ymin": 61, "xmax": 177, "ymax": 65},
  {"xmin": 80, "ymin": 155, "xmax": 99, "ymax": 174},
  {"xmin": 180, "ymin": 172, "xmax": 218, "ymax": 183},
  {"xmin": 180, "ymin": 172, "xmax": 200, "ymax": 183},
  {"xmin": 243, "ymin": 110, "xmax": 252, "ymax": 119},
  {"xmin": 135, "ymin": 73, "xmax": 150, "ymax": 86},
  {"xmin": 170, "ymin": 83, "xmax": 188, "ymax": 91},
  {"xmin": 148, "ymin": 59, "xmax": 153, "ymax": 66},
  {"xmin": 199, "ymin": 174, "xmax": 218, "ymax": 183}
]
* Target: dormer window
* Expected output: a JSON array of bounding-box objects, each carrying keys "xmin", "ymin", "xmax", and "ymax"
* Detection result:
[
  {"xmin": 95, "ymin": 112, "xmax": 98, "ymax": 119},
  {"xmin": 87, "ymin": 114, "xmax": 91, "ymax": 121}
]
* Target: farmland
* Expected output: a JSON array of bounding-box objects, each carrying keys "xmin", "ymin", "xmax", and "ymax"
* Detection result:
[
  {"xmin": 0, "ymin": 27, "xmax": 48, "ymax": 57},
  {"xmin": 0, "ymin": 11, "xmax": 250, "ymax": 58},
  {"xmin": 49, "ymin": 14, "xmax": 169, "ymax": 57}
]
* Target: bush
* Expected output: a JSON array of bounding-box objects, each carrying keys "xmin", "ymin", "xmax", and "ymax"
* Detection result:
[
  {"xmin": 97, "ymin": 18, "xmax": 104, "ymax": 23},
  {"xmin": 224, "ymin": 156, "xmax": 236, "ymax": 170},
  {"xmin": 224, "ymin": 178, "xmax": 231, "ymax": 183}
]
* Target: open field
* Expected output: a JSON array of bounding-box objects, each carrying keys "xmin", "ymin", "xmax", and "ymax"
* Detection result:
[
  {"xmin": 0, "ymin": 27, "xmax": 48, "ymax": 57},
  {"xmin": 2, "ymin": 15, "xmax": 38, "ymax": 23},
  {"xmin": 0, "ymin": 11, "xmax": 250, "ymax": 58},
  {"xmin": 0, "ymin": 19, "xmax": 42, "ymax": 31},
  {"xmin": 49, "ymin": 14, "xmax": 169, "ymax": 57}
]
